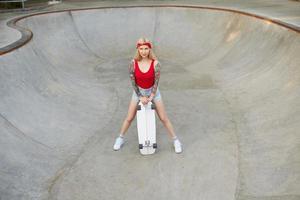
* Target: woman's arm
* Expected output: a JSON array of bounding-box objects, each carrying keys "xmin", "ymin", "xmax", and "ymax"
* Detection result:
[
  {"xmin": 129, "ymin": 59, "xmax": 142, "ymax": 97},
  {"xmin": 149, "ymin": 60, "xmax": 161, "ymax": 100}
]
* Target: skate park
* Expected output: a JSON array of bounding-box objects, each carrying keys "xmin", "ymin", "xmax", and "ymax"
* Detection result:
[{"xmin": 0, "ymin": 1, "xmax": 300, "ymax": 200}]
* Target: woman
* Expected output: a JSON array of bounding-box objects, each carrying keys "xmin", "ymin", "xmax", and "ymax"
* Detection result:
[{"xmin": 113, "ymin": 38, "xmax": 182, "ymax": 153}]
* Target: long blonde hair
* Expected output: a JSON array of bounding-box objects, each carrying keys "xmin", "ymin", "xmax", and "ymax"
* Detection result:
[{"xmin": 134, "ymin": 37, "xmax": 157, "ymax": 61}]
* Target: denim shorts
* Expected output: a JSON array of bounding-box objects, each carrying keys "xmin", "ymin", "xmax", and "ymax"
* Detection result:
[{"xmin": 131, "ymin": 86, "xmax": 162, "ymax": 103}]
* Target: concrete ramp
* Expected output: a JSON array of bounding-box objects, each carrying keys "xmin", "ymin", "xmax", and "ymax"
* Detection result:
[{"xmin": 0, "ymin": 6, "xmax": 299, "ymax": 200}]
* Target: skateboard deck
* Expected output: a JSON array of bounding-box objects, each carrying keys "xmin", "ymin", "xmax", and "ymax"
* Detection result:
[{"xmin": 136, "ymin": 101, "xmax": 157, "ymax": 155}]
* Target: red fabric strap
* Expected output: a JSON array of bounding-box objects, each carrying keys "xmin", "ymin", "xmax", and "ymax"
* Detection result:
[{"xmin": 136, "ymin": 42, "xmax": 152, "ymax": 49}]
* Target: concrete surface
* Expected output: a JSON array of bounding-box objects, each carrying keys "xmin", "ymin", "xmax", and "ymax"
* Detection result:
[{"xmin": 0, "ymin": 1, "xmax": 299, "ymax": 200}]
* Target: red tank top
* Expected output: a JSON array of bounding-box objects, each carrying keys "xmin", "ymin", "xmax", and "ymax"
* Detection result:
[{"xmin": 134, "ymin": 59, "xmax": 155, "ymax": 89}]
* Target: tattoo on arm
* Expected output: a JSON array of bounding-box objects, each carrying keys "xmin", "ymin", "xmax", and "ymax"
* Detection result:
[
  {"xmin": 151, "ymin": 61, "xmax": 161, "ymax": 96},
  {"xmin": 129, "ymin": 60, "xmax": 142, "ymax": 97}
]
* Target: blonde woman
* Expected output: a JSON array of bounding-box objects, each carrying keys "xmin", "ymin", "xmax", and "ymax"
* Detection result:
[{"xmin": 113, "ymin": 38, "xmax": 182, "ymax": 153}]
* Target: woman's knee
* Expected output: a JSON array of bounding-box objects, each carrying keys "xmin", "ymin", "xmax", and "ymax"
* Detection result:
[
  {"xmin": 159, "ymin": 115, "xmax": 169, "ymax": 124},
  {"xmin": 125, "ymin": 115, "xmax": 135, "ymax": 124},
  {"xmin": 125, "ymin": 102, "xmax": 137, "ymax": 123}
]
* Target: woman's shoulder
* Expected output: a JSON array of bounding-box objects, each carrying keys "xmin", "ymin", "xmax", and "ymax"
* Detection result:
[
  {"xmin": 129, "ymin": 59, "xmax": 136, "ymax": 71},
  {"xmin": 153, "ymin": 59, "xmax": 160, "ymax": 68},
  {"xmin": 152, "ymin": 59, "xmax": 159, "ymax": 64},
  {"xmin": 130, "ymin": 59, "xmax": 136, "ymax": 66}
]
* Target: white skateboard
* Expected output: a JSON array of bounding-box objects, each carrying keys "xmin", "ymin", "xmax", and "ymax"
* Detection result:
[{"xmin": 136, "ymin": 101, "xmax": 157, "ymax": 155}]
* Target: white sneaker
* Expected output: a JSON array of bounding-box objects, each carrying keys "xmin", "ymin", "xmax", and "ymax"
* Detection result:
[
  {"xmin": 173, "ymin": 139, "xmax": 183, "ymax": 154},
  {"xmin": 113, "ymin": 136, "xmax": 124, "ymax": 151}
]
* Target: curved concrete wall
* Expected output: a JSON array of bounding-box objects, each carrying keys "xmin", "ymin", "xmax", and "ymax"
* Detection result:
[{"xmin": 0, "ymin": 6, "xmax": 299, "ymax": 200}]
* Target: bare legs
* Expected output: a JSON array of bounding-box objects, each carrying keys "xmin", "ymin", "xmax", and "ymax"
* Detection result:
[
  {"xmin": 153, "ymin": 99, "xmax": 177, "ymax": 139},
  {"xmin": 119, "ymin": 99, "xmax": 177, "ymax": 139},
  {"xmin": 119, "ymin": 100, "xmax": 138, "ymax": 136}
]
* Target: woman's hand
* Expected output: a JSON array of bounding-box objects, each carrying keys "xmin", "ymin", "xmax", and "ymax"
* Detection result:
[
  {"xmin": 139, "ymin": 96, "xmax": 149, "ymax": 105},
  {"xmin": 148, "ymin": 94, "xmax": 154, "ymax": 102}
]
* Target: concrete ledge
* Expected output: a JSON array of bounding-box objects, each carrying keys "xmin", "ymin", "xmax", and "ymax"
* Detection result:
[
  {"xmin": 0, "ymin": 15, "xmax": 32, "ymax": 55},
  {"xmin": 0, "ymin": 4, "xmax": 299, "ymax": 56}
]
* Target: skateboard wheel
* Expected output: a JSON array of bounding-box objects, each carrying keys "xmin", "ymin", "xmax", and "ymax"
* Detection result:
[
  {"xmin": 137, "ymin": 105, "xmax": 141, "ymax": 110},
  {"xmin": 153, "ymin": 143, "xmax": 157, "ymax": 149},
  {"xmin": 139, "ymin": 144, "xmax": 143, "ymax": 149},
  {"xmin": 151, "ymin": 104, "xmax": 156, "ymax": 110}
]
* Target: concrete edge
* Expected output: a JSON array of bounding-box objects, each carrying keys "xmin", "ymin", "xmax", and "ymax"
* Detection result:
[
  {"xmin": 0, "ymin": 16, "xmax": 32, "ymax": 56},
  {"xmin": 0, "ymin": 4, "xmax": 299, "ymax": 56}
]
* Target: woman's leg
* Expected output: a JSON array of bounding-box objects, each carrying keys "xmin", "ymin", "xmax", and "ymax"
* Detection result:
[
  {"xmin": 154, "ymin": 99, "xmax": 177, "ymax": 139},
  {"xmin": 154, "ymin": 99, "xmax": 183, "ymax": 153},
  {"xmin": 119, "ymin": 100, "xmax": 138, "ymax": 136}
]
